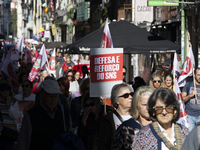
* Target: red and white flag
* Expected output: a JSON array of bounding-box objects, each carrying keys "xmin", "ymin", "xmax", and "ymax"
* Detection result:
[
  {"xmin": 175, "ymin": 80, "xmax": 190, "ymax": 128},
  {"xmin": 178, "ymin": 46, "xmax": 195, "ymax": 87},
  {"xmin": 172, "ymin": 53, "xmax": 181, "ymax": 81},
  {"xmin": 48, "ymin": 48, "xmax": 56, "ymax": 77},
  {"xmin": 10, "ymin": 36, "xmax": 24, "ymax": 60},
  {"xmin": 28, "ymin": 44, "xmax": 48, "ymax": 82},
  {"xmin": 100, "ymin": 18, "xmax": 113, "ymax": 48},
  {"xmin": 50, "ymin": 0, "xmax": 55, "ymax": 18}
]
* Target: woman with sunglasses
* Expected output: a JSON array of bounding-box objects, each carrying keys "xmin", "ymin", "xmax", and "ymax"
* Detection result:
[
  {"xmin": 0, "ymin": 81, "xmax": 20, "ymax": 150},
  {"xmin": 164, "ymin": 73, "xmax": 173, "ymax": 90},
  {"xmin": 150, "ymin": 71, "xmax": 164, "ymax": 90},
  {"xmin": 78, "ymin": 92, "xmax": 105, "ymax": 150},
  {"xmin": 111, "ymin": 86, "xmax": 154, "ymax": 150},
  {"xmin": 98, "ymin": 83, "xmax": 134, "ymax": 150},
  {"xmin": 132, "ymin": 88, "xmax": 189, "ymax": 150}
]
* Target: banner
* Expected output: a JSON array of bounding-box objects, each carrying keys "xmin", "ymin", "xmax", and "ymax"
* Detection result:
[
  {"xmin": 28, "ymin": 44, "xmax": 48, "ymax": 82},
  {"xmin": 11, "ymin": 36, "xmax": 24, "ymax": 60},
  {"xmin": 100, "ymin": 18, "xmax": 113, "ymax": 48},
  {"xmin": 178, "ymin": 46, "xmax": 195, "ymax": 87},
  {"xmin": 90, "ymin": 48, "xmax": 123, "ymax": 97}
]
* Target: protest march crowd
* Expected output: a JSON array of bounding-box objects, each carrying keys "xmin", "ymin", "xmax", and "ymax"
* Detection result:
[{"xmin": 0, "ymin": 25, "xmax": 200, "ymax": 149}]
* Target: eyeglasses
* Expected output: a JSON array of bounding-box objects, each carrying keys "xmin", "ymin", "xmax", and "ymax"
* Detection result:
[
  {"xmin": 153, "ymin": 80, "xmax": 161, "ymax": 83},
  {"xmin": 85, "ymin": 87, "xmax": 90, "ymax": 91},
  {"xmin": 0, "ymin": 88, "xmax": 10, "ymax": 92},
  {"xmin": 85, "ymin": 102, "xmax": 95, "ymax": 108},
  {"xmin": 118, "ymin": 92, "xmax": 134, "ymax": 99},
  {"xmin": 153, "ymin": 105, "xmax": 175, "ymax": 114},
  {"xmin": 22, "ymin": 84, "xmax": 30, "ymax": 88}
]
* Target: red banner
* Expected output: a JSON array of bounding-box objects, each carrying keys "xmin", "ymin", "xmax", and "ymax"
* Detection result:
[{"xmin": 90, "ymin": 53, "xmax": 123, "ymax": 83}]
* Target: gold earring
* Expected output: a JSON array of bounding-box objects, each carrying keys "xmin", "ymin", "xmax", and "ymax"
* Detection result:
[{"xmin": 153, "ymin": 113, "xmax": 155, "ymax": 116}]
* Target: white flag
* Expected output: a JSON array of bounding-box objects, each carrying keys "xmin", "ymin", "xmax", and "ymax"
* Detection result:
[
  {"xmin": 48, "ymin": 48, "xmax": 56, "ymax": 77},
  {"xmin": 11, "ymin": 36, "xmax": 24, "ymax": 60},
  {"xmin": 178, "ymin": 46, "xmax": 195, "ymax": 87},
  {"xmin": 175, "ymin": 80, "xmax": 190, "ymax": 128},
  {"xmin": 100, "ymin": 18, "xmax": 113, "ymax": 48},
  {"xmin": 172, "ymin": 53, "xmax": 181, "ymax": 80},
  {"xmin": 28, "ymin": 44, "xmax": 48, "ymax": 82}
]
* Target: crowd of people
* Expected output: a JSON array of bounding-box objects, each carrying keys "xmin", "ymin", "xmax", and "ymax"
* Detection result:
[{"xmin": 0, "ymin": 42, "xmax": 199, "ymax": 150}]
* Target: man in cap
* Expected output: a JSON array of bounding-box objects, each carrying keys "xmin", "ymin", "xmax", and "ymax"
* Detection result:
[{"xmin": 16, "ymin": 80, "xmax": 71, "ymax": 150}]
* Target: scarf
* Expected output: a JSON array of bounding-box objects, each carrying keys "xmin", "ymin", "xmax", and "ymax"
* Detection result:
[{"xmin": 152, "ymin": 122, "xmax": 184, "ymax": 150}]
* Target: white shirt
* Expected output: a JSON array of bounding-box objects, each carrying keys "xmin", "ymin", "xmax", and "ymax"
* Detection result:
[
  {"xmin": 113, "ymin": 114, "xmax": 131, "ymax": 129},
  {"xmin": 157, "ymin": 122, "xmax": 176, "ymax": 150},
  {"xmin": 14, "ymin": 93, "xmax": 36, "ymax": 101}
]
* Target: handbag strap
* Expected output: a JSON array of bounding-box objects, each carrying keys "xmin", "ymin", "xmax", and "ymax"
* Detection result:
[
  {"xmin": 60, "ymin": 103, "xmax": 66, "ymax": 131},
  {"xmin": 113, "ymin": 109, "xmax": 124, "ymax": 123}
]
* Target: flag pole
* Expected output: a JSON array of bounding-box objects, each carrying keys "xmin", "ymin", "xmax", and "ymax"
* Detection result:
[
  {"xmin": 173, "ymin": 67, "xmax": 176, "ymax": 93},
  {"xmin": 104, "ymin": 97, "xmax": 106, "ymax": 114},
  {"xmin": 192, "ymin": 64, "xmax": 197, "ymax": 100}
]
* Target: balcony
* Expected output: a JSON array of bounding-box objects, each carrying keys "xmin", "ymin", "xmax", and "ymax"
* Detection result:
[{"xmin": 77, "ymin": 1, "xmax": 90, "ymax": 22}]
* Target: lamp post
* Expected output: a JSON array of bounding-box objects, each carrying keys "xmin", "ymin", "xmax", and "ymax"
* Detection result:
[{"xmin": 7, "ymin": 21, "xmax": 12, "ymax": 37}]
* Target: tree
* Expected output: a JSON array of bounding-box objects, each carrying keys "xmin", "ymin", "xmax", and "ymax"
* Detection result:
[{"xmin": 11, "ymin": 9, "xmax": 17, "ymax": 38}]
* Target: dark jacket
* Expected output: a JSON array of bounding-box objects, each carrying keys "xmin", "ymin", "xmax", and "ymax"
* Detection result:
[{"xmin": 98, "ymin": 111, "xmax": 115, "ymax": 150}]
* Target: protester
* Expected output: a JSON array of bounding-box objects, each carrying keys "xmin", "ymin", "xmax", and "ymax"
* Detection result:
[
  {"xmin": 64, "ymin": 70, "xmax": 74, "ymax": 83},
  {"xmin": 71, "ymin": 78, "xmax": 90, "ymax": 131},
  {"xmin": 182, "ymin": 67, "xmax": 200, "ymax": 132},
  {"xmin": 56, "ymin": 52, "xmax": 64, "ymax": 65},
  {"xmin": 164, "ymin": 73, "xmax": 173, "ymax": 90},
  {"xmin": 111, "ymin": 86, "xmax": 154, "ymax": 150},
  {"xmin": 180, "ymin": 123, "xmax": 200, "ymax": 150},
  {"xmin": 78, "ymin": 93, "xmax": 104, "ymax": 150},
  {"xmin": 81, "ymin": 65, "xmax": 89, "ymax": 79},
  {"xmin": 69, "ymin": 71, "xmax": 82, "ymax": 94},
  {"xmin": 0, "ymin": 81, "xmax": 20, "ymax": 150},
  {"xmin": 18, "ymin": 72, "xmax": 28, "ymax": 94},
  {"xmin": 132, "ymin": 88, "xmax": 188, "ymax": 150},
  {"xmin": 149, "ymin": 71, "xmax": 164, "ymax": 90},
  {"xmin": 98, "ymin": 83, "xmax": 133, "ymax": 150},
  {"xmin": 32, "ymin": 70, "xmax": 49, "ymax": 94},
  {"xmin": 132, "ymin": 76, "xmax": 146, "ymax": 91},
  {"xmin": 57, "ymin": 77, "xmax": 76, "ymax": 108},
  {"xmin": 16, "ymin": 80, "xmax": 71, "ymax": 150},
  {"xmin": 123, "ymin": 66, "xmax": 127, "ymax": 83},
  {"xmin": 64, "ymin": 56, "xmax": 75, "ymax": 66},
  {"xmin": 82, "ymin": 55, "xmax": 90, "ymax": 64}
]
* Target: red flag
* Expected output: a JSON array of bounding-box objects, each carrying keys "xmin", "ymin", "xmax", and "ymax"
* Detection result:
[
  {"xmin": 178, "ymin": 46, "xmax": 195, "ymax": 87},
  {"xmin": 30, "ymin": 49, "xmax": 39, "ymax": 63},
  {"xmin": 175, "ymin": 80, "xmax": 190, "ymax": 128},
  {"xmin": 62, "ymin": 62, "xmax": 69, "ymax": 72},
  {"xmin": 28, "ymin": 44, "xmax": 48, "ymax": 82},
  {"xmin": 100, "ymin": 18, "xmax": 113, "ymax": 48}
]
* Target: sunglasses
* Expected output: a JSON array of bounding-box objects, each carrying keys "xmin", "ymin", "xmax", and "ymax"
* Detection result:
[
  {"xmin": 123, "ymin": 72, "xmax": 126, "ymax": 75},
  {"xmin": 153, "ymin": 105, "xmax": 175, "ymax": 114},
  {"xmin": 153, "ymin": 80, "xmax": 161, "ymax": 83},
  {"xmin": 0, "ymin": 88, "xmax": 10, "ymax": 92},
  {"xmin": 85, "ymin": 102, "xmax": 95, "ymax": 108},
  {"xmin": 118, "ymin": 92, "xmax": 134, "ymax": 99},
  {"xmin": 67, "ymin": 75, "xmax": 73, "ymax": 77},
  {"xmin": 22, "ymin": 84, "xmax": 30, "ymax": 88}
]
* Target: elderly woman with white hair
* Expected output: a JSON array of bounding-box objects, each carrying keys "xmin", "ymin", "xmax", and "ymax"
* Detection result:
[
  {"xmin": 111, "ymin": 86, "xmax": 154, "ymax": 150},
  {"xmin": 98, "ymin": 83, "xmax": 134, "ymax": 150}
]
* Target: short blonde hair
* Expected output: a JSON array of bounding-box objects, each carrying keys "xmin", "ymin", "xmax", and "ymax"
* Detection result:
[{"xmin": 149, "ymin": 71, "xmax": 164, "ymax": 89}]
